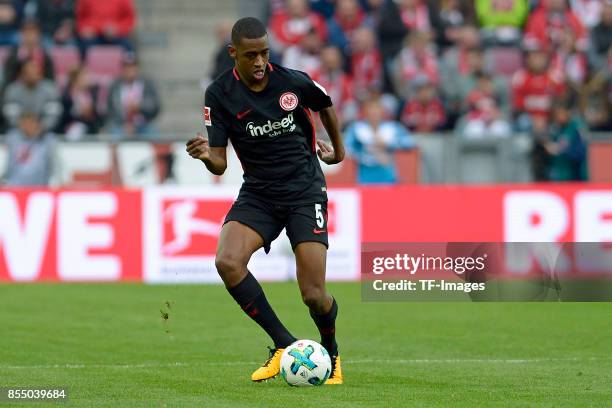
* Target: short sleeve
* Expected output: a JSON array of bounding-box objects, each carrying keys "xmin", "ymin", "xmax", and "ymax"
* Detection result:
[
  {"xmin": 203, "ymin": 85, "xmax": 229, "ymax": 147},
  {"xmin": 297, "ymin": 71, "xmax": 333, "ymax": 112}
]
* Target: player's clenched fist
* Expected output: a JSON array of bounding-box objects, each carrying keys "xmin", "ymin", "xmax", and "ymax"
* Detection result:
[
  {"xmin": 186, "ymin": 133, "xmax": 211, "ymax": 161},
  {"xmin": 316, "ymin": 140, "xmax": 344, "ymax": 165}
]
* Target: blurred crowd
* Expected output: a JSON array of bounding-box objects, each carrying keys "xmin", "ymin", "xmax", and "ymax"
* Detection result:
[
  {"xmin": 0, "ymin": 0, "xmax": 161, "ymax": 186},
  {"xmin": 216, "ymin": 0, "xmax": 612, "ymax": 183},
  {"xmin": 3, "ymin": 0, "xmax": 609, "ymax": 187}
]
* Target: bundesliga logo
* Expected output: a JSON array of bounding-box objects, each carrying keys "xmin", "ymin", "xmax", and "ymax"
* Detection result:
[{"xmin": 246, "ymin": 113, "xmax": 296, "ymax": 137}]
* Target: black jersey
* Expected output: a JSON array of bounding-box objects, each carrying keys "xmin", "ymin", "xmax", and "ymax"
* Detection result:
[{"xmin": 203, "ymin": 62, "xmax": 332, "ymax": 205}]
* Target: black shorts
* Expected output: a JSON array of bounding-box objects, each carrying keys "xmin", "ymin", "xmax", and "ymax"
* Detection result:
[{"xmin": 224, "ymin": 196, "xmax": 328, "ymax": 253}]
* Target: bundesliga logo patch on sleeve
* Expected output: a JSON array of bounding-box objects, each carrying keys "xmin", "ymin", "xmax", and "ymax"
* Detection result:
[{"xmin": 203, "ymin": 107, "xmax": 212, "ymax": 126}]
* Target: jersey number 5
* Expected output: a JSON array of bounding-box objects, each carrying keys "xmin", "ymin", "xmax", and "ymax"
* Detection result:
[{"xmin": 315, "ymin": 204, "xmax": 325, "ymax": 228}]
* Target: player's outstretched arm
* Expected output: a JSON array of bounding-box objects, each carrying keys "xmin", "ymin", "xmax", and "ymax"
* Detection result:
[
  {"xmin": 186, "ymin": 133, "xmax": 227, "ymax": 175},
  {"xmin": 318, "ymin": 106, "xmax": 345, "ymax": 165}
]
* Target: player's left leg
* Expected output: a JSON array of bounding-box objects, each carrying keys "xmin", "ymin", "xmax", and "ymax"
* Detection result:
[
  {"xmin": 287, "ymin": 201, "xmax": 343, "ymax": 384},
  {"xmin": 294, "ymin": 242, "xmax": 342, "ymax": 384}
]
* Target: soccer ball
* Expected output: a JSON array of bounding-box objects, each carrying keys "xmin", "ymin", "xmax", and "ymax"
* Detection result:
[{"xmin": 280, "ymin": 339, "xmax": 331, "ymax": 386}]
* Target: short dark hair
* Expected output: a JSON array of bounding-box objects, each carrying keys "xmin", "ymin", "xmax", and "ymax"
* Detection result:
[{"xmin": 231, "ymin": 17, "xmax": 267, "ymax": 46}]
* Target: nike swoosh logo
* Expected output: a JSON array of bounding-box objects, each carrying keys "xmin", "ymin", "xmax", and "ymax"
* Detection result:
[
  {"xmin": 236, "ymin": 108, "xmax": 252, "ymax": 119},
  {"xmin": 313, "ymin": 229, "xmax": 327, "ymax": 234}
]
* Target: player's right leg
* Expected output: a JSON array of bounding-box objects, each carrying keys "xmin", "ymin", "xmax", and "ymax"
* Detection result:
[{"xmin": 216, "ymin": 220, "xmax": 296, "ymax": 381}]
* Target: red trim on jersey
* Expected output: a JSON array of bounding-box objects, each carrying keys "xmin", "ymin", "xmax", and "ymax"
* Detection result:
[
  {"xmin": 267, "ymin": 62, "xmax": 274, "ymax": 72},
  {"xmin": 302, "ymin": 107, "xmax": 317, "ymax": 153}
]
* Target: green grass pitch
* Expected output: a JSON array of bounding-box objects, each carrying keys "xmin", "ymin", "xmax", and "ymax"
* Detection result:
[{"xmin": 1, "ymin": 282, "xmax": 611, "ymax": 407}]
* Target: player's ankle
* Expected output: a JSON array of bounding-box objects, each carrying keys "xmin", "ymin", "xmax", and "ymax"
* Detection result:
[
  {"xmin": 275, "ymin": 336, "xmax": 297, "ymax": 349},
  {"xmin": 324, "ymin": 341, "xmax": 338, "ymax": 356}
]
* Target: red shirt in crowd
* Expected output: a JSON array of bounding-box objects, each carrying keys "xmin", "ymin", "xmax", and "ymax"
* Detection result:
[
  {"xmin": 311, "ymin": 69, "xmax": 354, "ymax": 111},
  {"xmin": 351, "ymin": 49, "xmax": 383, "ymax": 96},
  {"xmin": 397, "ymin": 48, "xmax": 440, "ymax": 85},
  {"xmin": 511, "ymin": 69, "xmax": 566, "ymax": 118},
  {"xmin": 550, "ymin": 51, "xmax": 588, "ymax": 84},
  {"xmin": 268, "ymin": 10, "xmax": 328, "ymax": 49},
  {"xmin": 399, "ymin": 2, "xmax": 431, "ymax": 32},
  {"xmin": 524, "ymin": 7, "xmax": 588, "ymax": 50},
  {"xmin": 400, "ymin": 99, "xmax": 446, "ymax": 133},
  {"xmin": 76, "ymin": 0, "xmax": 136, "ymax": 37}
]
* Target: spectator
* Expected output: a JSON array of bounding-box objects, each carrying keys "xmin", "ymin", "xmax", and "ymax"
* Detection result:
[
  {"xmin": 282, "ymin": 28, "xmax": 323, "ymax": 76},
  {"xmin": 440, "ymin": 25, "xmax": 481, "ymax": 94},
  {"xmin": 268, "ymin": 0, "xmax": 327, "ymax": 52},
  {"xmin": 350, "ymin": 26, "xmax": 383, "ymax": 100},
  {"xmin": 106, "ymin": 53, "xmax": 161, "ymax": 140},
  {"xmin": 376, "ymin": 0, "xmax": 409, "ymax": 63},
  {"xmin": 475, "ymin": 0, "xmax": 529, "ymax": 45},
  {"xmin": 543, "ymin": 102, "xmax": 588, "ymax": 180},
  {"xmin": 76, "ymin": 0, "xmax": 135, "ymax": 54},
  {"xmin": 327, "ymin": 0, "xmax": 368, "ymax": 55},
  {"xmin": 0, "ymin": 0, "xmax": 23, "ymax": 46},
  {"xmin": 530, "ymin": 115, "xmax": 552, "ymax": 181},
  {"xmin": 400, "ymin": 76, "xmax": 446, "ymax": 133},
  {"xmin": 362, "ymin": 0, "xmax": 386, "ymax": 15},
  {"xmin": 391, "ymin": 31, "xmax": 440, "ymax": 100},
  {"xmin": 511, "ymin": 42, "xmax": 566, "ymax": 131},
  {"xmin": 457, "ymin": 73, "xmax": 512, "ymax": 139},
  {"xmin": 396, "ymin": 0, "xmax": 432, "ymax": 33},
  {"xmin": 345, "ymin": 97, "xmax": 414, "ymax": 184},
  {"xmin": 209, "ymin": 20, "xmax": 235, "ymax": 81},
  {"xmin": 581, "ymin": 48, "xmax": 612, "ymax": 131},
  {"xmin": 4, "ymin": 20, "xmax": 54, "ymax": 85},
  {"xmin": 31, "ymin": 0, "xmax": 75, "ymax": 47},
  {"xmin": 57, "ymin": 67, "xmax": 101, "ymax": 140},
  {"xmin": 429, "ymin": 0, "xmax": 475, "ymax": 49},
  {"xmin": 525, "ymin": 0, "xmax": 588, "ymax": 51},
  {"xmin": 570, "ymin": 0, "xmax": 603, "ymax": 28},
  {"xmin": 3, "ymin": 59, "xmax": 62, "ymax": 131},
  {"xmin": 312, "ymin": 45, "xmax": 358, "ymax": 124},
  {"xmin": 551, "ymin": 28, "xmax": 589, "ymax": 92},
  {"xmin": 2, "ymin": 111, "xmax": 55, "ymax": 186},
  {"xmin": 590, "ymin": 2, "xmax": 612, "ymax": 69},
  {"xmin": 446, "ymin": 47, "xmax": 510, "ymax": 121},
  {"xmin": 309, "ymin": 0, "xmax": 336, "ymax": 19}
]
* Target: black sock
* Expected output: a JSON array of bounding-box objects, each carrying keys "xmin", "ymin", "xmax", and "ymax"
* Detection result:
[
  {"xmin": 228, "ymin": 272, "xmax": 296, "ymax": 349},
  {"xmin": 309, "ymin": 298, "xmax": 338, "ymax": 356}
]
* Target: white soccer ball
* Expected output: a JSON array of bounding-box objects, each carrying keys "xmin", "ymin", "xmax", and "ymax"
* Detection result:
[{"xmin": 280, "ymin": 339, "xmax": 331, "ymax": 386}]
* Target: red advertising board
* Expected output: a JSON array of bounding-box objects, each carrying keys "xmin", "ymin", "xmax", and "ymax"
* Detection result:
[
  {"xmin": 0, "ymin": 190, "xmax": 142, "ymax": 282},
  {"xmin": 361, "ymin": 184, "xmax": 612, "ymax": 243},
  {"xmin": 1, "ymin": 184, "xmax": 611, "ymax": 282}
]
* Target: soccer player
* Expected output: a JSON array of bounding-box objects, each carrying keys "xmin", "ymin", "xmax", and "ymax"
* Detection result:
[{"xmin": 186, "ymin": 17, "xmax": 345, "ymax": 384}]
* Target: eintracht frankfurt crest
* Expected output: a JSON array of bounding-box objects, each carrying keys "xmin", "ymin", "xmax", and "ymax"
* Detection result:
[{"xmin": 279, "ymin": 92, "xmax": 298, "ymax": 111}]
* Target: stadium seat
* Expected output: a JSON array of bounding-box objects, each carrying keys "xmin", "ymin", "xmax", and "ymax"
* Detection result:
[
  {"xmin": 395, "ymin": 149, "xmax": 420, "ymax": 184},
  {"xmin": 50, "ymin": 46, "xmax": 81, "ymax": 89},
  {"xmin": 85, "ymin": 46, "xmax": 124, "ymax": 87},
  {"xmin": 486, "ymin": 47, "xmax": 523, "ymax": 77}
]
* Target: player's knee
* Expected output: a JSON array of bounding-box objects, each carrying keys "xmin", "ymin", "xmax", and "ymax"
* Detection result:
[
  {"xmin": 215, "ymin": 252, "xmax": 245, "ymax": 276},
  {"xmin": 300, "ymin": 285, "xmax": 326, "ymax": 309}
]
